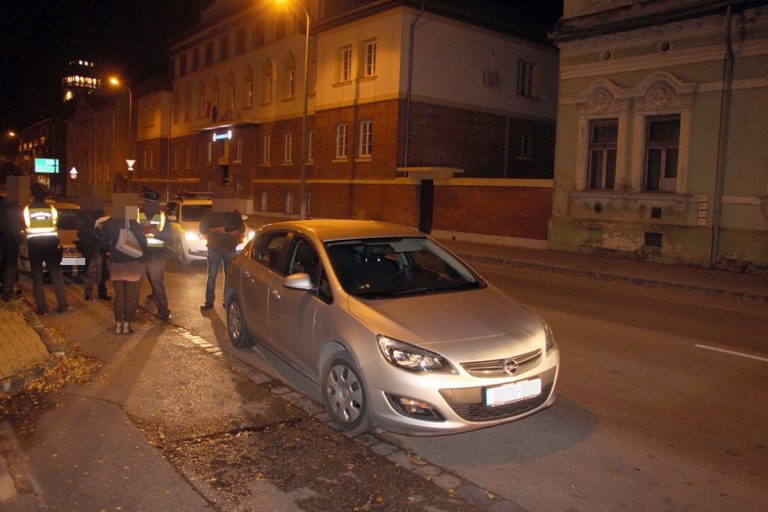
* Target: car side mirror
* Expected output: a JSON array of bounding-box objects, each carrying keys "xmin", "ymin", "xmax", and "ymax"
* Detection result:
[
  {"xmin": 284, "ymin": 273, "xmax": 314, "ymax": 291},
  {"xmin": 167, "ymin": 215, "xmax": 177, "ymax": 222}
]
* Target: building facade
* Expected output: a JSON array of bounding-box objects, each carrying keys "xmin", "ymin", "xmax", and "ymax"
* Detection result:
[
  {"xmin": 124, "ymin": 0, "xmax": 558, "ymax": 244},
  {"xmin": 549, "ymin": 0, "xmax": 768, "ymax": 271}
]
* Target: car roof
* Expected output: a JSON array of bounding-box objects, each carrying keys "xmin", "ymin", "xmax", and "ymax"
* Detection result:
[{"xmin": 260, "ymin": 219, "xmax": 423, "ymax": 242}]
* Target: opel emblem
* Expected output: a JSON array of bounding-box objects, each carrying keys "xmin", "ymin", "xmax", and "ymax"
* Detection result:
[{"xmin": 502, "ymin": 358, "xmax": 518, "ymax": 375}]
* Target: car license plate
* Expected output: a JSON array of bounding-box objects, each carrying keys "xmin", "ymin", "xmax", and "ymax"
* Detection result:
[
  {"xmin": 485, "ymin": 379, "xmax": 542, "ymax": 406},
  {"xmin": 62, "ymin": 257, "xmax": 85, "ymax": 266}
]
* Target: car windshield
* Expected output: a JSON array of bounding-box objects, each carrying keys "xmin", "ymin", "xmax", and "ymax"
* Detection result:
[
  {"xmin": 56, "ymin": 208, "xmax": 80, "ymax": 230},
  {"xmin": 181, "ymin": 204, "xmax": 211, "ymax": 222},
  {"xmin": 326, "ymin": 237, "xmax": 483, "ymax": 299}
]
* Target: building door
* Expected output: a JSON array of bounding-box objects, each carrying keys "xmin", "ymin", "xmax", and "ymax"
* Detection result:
[{"xmin": 419, "ymin": 179, "xmax": 434, "ymax": 234}]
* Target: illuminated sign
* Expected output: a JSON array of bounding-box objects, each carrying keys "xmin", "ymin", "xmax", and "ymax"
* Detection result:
[
  {"xmin": 34, "ymin": 158, "xmax": 59, "ymax": 174},
  {"xmin": 212, "ymin": 130, "xmax": 232, "ymax": 141},
  {"xmin": 69, "ymin": 167, "xmax": 78, "ymax": 180}
]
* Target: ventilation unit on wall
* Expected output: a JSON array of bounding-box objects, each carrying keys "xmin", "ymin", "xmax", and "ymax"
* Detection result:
[{"xmin": 482, "ymin": 70, "xmax": 500, "ymax": 86}]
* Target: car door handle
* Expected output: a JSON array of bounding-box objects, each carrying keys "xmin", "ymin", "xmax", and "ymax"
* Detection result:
[{"xmin": 271, "ymin": 290, "xmax": 281, "ymax": 300}]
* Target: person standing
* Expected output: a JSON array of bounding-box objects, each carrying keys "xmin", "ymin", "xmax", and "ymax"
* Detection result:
[
  {"xmin": 139, "ymin": 188, "xmax": 172, "ymax": 322},
  {"xmin": 1, "ymin": 175, "xmax": 29, "ymax": 301},
  {"xmin": 76, "ymin": 196, "xmax": 110, "ymax": 301},
  {"xmin": 100, "ymin": 196, "xmax": 147, "ymax": 334},
  {"xmin": 23, "ymin": 183, "xmax": 69, "ymax": 315},
  {"xmin": 199, "ymin": 191, "xmax": 245, "ymax": 311}
]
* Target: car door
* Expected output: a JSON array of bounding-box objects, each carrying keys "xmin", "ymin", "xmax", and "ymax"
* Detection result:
[
  {"xmin": 267, "ymin": 235, "xmax": 324, "ymax": 376},
  {"xmin": 240, "ymin": 230, "xmax": 289, "ymax": 344}
]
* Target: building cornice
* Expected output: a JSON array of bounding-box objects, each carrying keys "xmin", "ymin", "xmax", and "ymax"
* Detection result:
[{"xmin": 550, "ymin": 0, "xmax": 768, "ymax": 44}]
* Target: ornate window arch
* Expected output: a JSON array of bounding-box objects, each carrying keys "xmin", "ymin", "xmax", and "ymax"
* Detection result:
[
  {"xmin": 628, "ymin": 71, "xmax": 696, "ymax": 193},
  {"xmin": 570, "ymin": 78, "xmax": 631, "ymax": 191}
]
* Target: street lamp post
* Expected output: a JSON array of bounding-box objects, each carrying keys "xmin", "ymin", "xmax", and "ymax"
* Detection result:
[
  {"xmin": 276, "ymin": 0, "xmax": 310, "ymax": 219},
  {"xmin": 109, "ymin": 77, "xmax": 134, "ymax": 189}
]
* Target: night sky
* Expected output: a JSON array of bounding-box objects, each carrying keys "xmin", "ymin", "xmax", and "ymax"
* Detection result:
[
  {"xmin": 1, "ymin": 1, "xmax": 561, "ymax": 136},
  {"xmin": 0, "ymin": 0, "xmax": 208, "ymax": 133}
]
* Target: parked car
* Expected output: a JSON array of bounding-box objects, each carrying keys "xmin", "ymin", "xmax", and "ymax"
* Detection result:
[
  {"xmin": 19, "ymin": 200, "xmax": 86, "ymax": 276},
  {"xmin": 223, "ymin": 219, "xmax": 559, "ymax": 436},
  {"xmin": 165, "ymin": 192, "xmax": 253, "ymax": 265}
]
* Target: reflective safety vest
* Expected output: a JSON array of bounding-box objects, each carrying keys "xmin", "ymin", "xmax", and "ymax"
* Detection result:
[
  {"xmin": 139, "ymin": 211, "xmax": 166, "ymax": 249},
  {"xmin": 23, "ymin": 204, "xmax": 59, "ymax": 239}
]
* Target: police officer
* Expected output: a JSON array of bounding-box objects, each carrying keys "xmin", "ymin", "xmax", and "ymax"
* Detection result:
[
  {"xmin": 23, "ymin": 182, "xmax": 69, "ymax": 315},
  {"xmin": 139, "ymin": 188, "xmax": 172, "ymax": 322}
]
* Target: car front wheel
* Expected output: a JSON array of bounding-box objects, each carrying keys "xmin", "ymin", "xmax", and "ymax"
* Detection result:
[
  {"xmin": 227, "ymin": 297, "xmax": 256, "ymax": 348},
  {"xmin": 321, "ymin": 352, "xmax": 371, "ymax": 435}
]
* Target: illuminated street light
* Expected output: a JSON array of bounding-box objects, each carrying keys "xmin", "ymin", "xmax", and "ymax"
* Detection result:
[
  {"xmin": 275, "ymin": 0, "xmax": 310, "ymax": 219},
  {"xmin": 108, "ymin": 76, "xmax": 134, "ymax": 171}
]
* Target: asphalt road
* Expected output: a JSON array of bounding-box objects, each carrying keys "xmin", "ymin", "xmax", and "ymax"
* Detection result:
[
  {"xmin": 386, "ymin": 264, "xmax": 768, "ymax": 511},
  {"xmin": 155, "ymin": 256, "xmax": 768, "ymax": 512},
  {"xmin": 18, "ymin": 253, "xmax": 768, "ymax": 511}
]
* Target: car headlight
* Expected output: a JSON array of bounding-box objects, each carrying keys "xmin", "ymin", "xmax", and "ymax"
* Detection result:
[
  {"xmin": 185, "ymin": 231, "xmax": 203, "ymax": 241},
  {"xmin": 377, "ymin": 335, "xmax": 457, "ymax": 374},
  {"xmin": 544, "ymin": 323, "xmax": 556, "ymax": 354}
]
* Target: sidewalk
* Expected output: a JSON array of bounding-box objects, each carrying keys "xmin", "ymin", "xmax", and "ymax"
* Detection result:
[{"xmin": 441, "ymin": 239, "xmax": 768, "ymax": 303}]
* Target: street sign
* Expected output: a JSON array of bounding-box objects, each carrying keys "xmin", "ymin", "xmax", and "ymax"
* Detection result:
[
  {"xmin": 126, "ymin": 159, "xmax": 136, "ymax": 171},
  {"xmin": 69, "ymin": 167, "xmax": 78, "ymax": 180}
]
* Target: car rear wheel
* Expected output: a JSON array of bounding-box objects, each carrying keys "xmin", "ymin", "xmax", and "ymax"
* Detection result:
[
  {"xmin": 321, "ymin": 352, "xmax": 371, "ymax": 435},
  {"xmin": 227, "ymin": 297, "xmax": 256, "ymax": 348}
]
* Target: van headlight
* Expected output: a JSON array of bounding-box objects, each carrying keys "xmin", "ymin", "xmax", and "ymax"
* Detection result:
[
  {"xmin": 185, "ymin": 231, "xmax": 204, "ymax": 241},
  {"xmin": 377, "ymin": 335, "xmax": 457, "ymax": 374}
]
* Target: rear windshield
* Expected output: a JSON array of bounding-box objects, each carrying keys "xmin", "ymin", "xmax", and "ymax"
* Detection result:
[
  {"xmin": 56, "ymin": 208, "xmax": 80, "ymax": 230},
  {"xmin": 181, "ymin": 204, "xmax": 211, "ymax": 222},
  {"xmin": 326, "ymin": 237, "xmax": 483, "ymax": 299}
]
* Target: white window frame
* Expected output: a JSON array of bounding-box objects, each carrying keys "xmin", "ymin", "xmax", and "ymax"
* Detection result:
[
  {"xmin": 262, "ymin": 73, "xmax": 273, "ymax": 104},
  {"xmin": 260, "ymin": 191, "xmax": 268, "ymax": 211},
  {"xmin": 517, "ymin": 60, "xmax": 535, "ymax": 98},
  {"xmin": 587, "ymin": 119, "xmax": 618, "ymax": 190},
  {"xmin": 262, "ymin": 135, "xmax": 271, "ymax": 164},
  {"xmin": 235, "ymin": 137, "xmax": 243, "ymax": 163},
  {"xmin": 335, "ymin": 123, "xmax": 348, "ymax": 159},
  {"xmin": 307, "ymin": 129, "xmax": 315, "ymax": 163},
  {"xmin": 358, "ymin": 120, "xmax": 373, "ymax": 158},
  {"xmin": 283, "ymin": 133, "xmax": 293, "ymax": 163},
  {"xmin": 285, "ymin": 69, "xmax": 295, "ymax": 99},
  {"xmin": 285, "ymin": 191, "xmax": 294, "ymax": 214},
  {"xmin": 339, "ymin": 46, "xmax": 352, "ymax": 82},
  {"xmin": 246, "ymin": 80, "xmax": 254, "ymax": 109},
  {"xmin": 363, "ymin": 39, "xmax": 376, "ymax": 77}
]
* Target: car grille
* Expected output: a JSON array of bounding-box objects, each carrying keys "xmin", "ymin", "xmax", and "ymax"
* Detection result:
[
  {"xmin": 461, "ymin": 348, "xmax": 541, "ymax": 377},
  {"xmin": 439, "ymin": 367, "xmax": 556, "ymax": 422}
]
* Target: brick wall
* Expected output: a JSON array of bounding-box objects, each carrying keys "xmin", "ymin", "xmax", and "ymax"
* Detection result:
[{"xmin": 433, "ymin": 184, "xmax": 552, "ymax": 240}]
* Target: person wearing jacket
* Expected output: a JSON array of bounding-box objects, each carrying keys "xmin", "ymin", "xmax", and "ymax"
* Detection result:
[
  {"xmin": 100, "ymin": 198, "xmax": 147, "ymax": 334},
  {"xmin": 198, "ymin": 190, "xmax": 245, "ymax": 311},
  {"xmin": 24, "ymin": 182, "xmax": 69, "ymax": 315},
  {"xmin": 76, "ymin": 196, "xmax": 110, "ymax": 301},
  {"xmin": 1, "ymin": 176, "xmax": 28, "ymax": 301},
  {"xmin": 139, "ymin": 188, "xmax": 172, "ymax": 322}
]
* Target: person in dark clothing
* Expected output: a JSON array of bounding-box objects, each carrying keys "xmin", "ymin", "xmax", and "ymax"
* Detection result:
[
  {"xmin": 75, "ymin": 197, "xmax": 110, "ymax": 301},
  {"xmin": 100, "ymin": 197, "xmax": 147, "ymax": 334},
  {"xmin": 1, "ymin": 176, "xmax": 29, "ymax": 301},
  {"xmin": 24, "ymin": 182, "xmax": 69, "ymax": 314},
  {"xmin": 139, "ymin": 188, "xmax": 173, "ymax": 322},
  {"xmin": 198, "ymin": 193, "xmax": 245, "ymax": 311}
]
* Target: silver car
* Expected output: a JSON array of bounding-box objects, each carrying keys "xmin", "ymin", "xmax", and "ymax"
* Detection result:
[{"xmin": 224, "ymin": 220, "xmax": 559, "ymax": 435}]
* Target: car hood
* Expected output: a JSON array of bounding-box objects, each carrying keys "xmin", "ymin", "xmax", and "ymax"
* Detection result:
[{"xmin": 348, "ymin": 285, "xmax": 544, "ymax": 357}]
